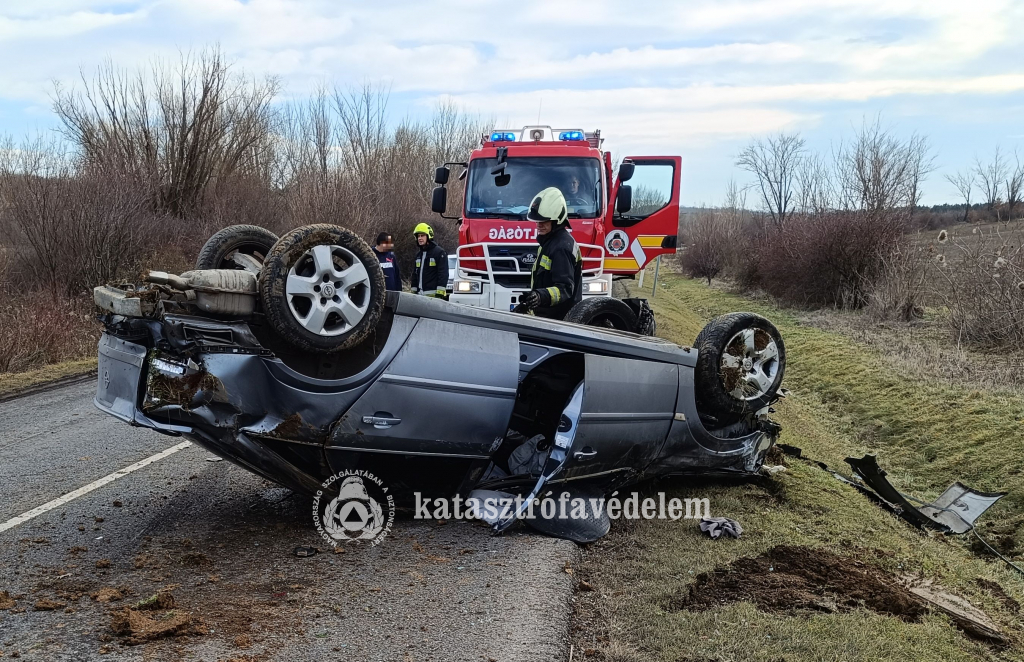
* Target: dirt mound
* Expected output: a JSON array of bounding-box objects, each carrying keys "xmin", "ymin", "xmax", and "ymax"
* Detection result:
[
  {"xmin": 0, "ymin": 590, "xmax": 16, "ymax": 610},
  {"xmin": 109, "ymin": 591, "xmax": 206, "ymax": 645},
  {"xmin": 671, "ymin": 545, "xmax": 926, "ymax": 621},
  {"xmin": 33, "ymin": 598, "xmax": 67, "ymax": 611},
  {"xmin": 91, "ymin": 587, "xmax": 124, "ymax": 603}
]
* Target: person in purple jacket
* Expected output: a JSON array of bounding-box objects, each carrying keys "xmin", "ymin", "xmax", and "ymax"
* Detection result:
[{"xmin": 373, "ymin": 232, "xmax": 402, "ymax": 291}]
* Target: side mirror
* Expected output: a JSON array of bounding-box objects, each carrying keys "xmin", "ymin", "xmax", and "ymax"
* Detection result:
[
  {"xmin": 618, "ymin": 160, "xmax": 635, "ymax": 182},
  {"xmin": 434, "ymin": 166, "xmax": 450, "ymax": 185},
  {"xmin": 431, "ymin": 186, "xmax": 447, "ymax": 214},
  {"xmin": 616, "ymin": 185, "xmax": 632, "ymax": 214}
]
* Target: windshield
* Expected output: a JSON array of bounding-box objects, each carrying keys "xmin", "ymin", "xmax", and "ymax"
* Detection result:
[{"xmin": 465, "ymin": 157, "xmax": 602, "ymax": 219}]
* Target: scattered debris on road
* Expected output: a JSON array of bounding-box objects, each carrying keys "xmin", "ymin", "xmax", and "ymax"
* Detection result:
[
  {"xmin": 33, "ymin": 598, "xmax": 66, "ymax": 611},
  {"xmin": 0, "ymin": 590, "xmax": 16, "ymax": 609}
]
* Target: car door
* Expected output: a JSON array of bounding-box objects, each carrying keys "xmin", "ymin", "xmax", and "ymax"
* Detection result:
[
  {"xmin": 327, "ymin": 317, "xmax": 520, "ymax": 462},
  {"xmin": 560, "ymin": 354, "xmax": 678, "ymax": 482},
  {"xmin": 602, "ymin": 156, "xmax": 682, "ymax": 273}
]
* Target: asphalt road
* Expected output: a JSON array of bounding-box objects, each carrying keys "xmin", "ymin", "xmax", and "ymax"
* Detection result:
[{"xmin": 0, "ymin": 380, "xmax": 579, "ymax": 661}]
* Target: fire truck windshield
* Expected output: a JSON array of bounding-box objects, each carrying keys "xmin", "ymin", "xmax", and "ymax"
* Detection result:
[{"xmin": 465, "ymin": 157, "xmax": 602, "ymax": 219}]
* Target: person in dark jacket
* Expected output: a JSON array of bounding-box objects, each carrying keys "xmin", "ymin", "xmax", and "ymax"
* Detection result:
[
  {"xmin": 373, "ymin": 232, "xmax": 402, "ymax": 291},
  {"xmin": 410, "ymin": 223, "xmax": 448, "ymax": 297},
  {"xmin": 515, "ymin": 187, "xmax": 582, "ymax": 319}
]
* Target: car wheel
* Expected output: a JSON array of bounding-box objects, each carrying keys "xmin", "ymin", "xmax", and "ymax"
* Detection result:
[
  {"xmin": 259, "ymin": 224, "xmax": 385, "ymax": 353},
  {"xmin": 195, "ymin": 225, "xmax": 279, "ymax": 271},
  {"xmin": 693, "ymin": 312, "xmax": 786, "ymax": 422},
  {"xmin": 564, "ymin": 297, "xmax": 638, "ymax": 331}
]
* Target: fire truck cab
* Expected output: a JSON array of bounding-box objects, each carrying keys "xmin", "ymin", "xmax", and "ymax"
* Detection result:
[{"xmin": 430, "ymin": 126, "xmax": 680, "ymax": 318}]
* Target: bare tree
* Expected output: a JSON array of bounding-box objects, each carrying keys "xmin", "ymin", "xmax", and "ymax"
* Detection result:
[
  {"xmin": 833, "ymin": 118, "xmax": 932, "ymax": 214},
  {"xmin": 53, "ymin": 47, "xmax": 280, "ymax": 218},
  {"xmin": 736, "ymin": 132, "xmax": 805, "ymax": 228},
  {"xmin": 0, "ymin": 136, "xmax": 152, "ymax": 294},
  {"xmin": 974, "ymin": 148, "xmax": 1007, "ymax": 220},
  {"xmin": 945, "ymin": 169, "xmax": 974, "ymax": 224},
  {"xmin": 1005, "ymin": 151, "xmax": 1023, "ymax": 224},
  {"xmin": 680, "ymin": 208, "xmax": 727, "ymax": 285},
  {"xmin": 796, "ymin": 151, "xmax": 833, "ymax": 214}
]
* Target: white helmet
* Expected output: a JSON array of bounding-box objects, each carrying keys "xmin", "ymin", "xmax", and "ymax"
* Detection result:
[{"xmin": 527, "ymin": 187, "xmax": 568, "ymax": 226}]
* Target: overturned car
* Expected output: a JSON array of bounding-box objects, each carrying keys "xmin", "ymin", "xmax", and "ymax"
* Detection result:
[{"xmin": 94, "ymin": 224, "xmax": 786, "ymax": 541}]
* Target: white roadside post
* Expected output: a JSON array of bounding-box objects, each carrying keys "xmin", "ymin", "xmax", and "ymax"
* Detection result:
[{"xmin": 651, "ymin": 255, "xmax": 661, "ymax": 300}]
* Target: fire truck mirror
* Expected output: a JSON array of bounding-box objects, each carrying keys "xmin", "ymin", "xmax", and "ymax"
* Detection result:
[
  {"xmin": 616, "ymin": 185, "xmax": 633, "ymax": 214},
  {"xmin": 431, "ymin": 186, "xmax": 448, "ymax": 214},
  {"xmin": 494, "ymin": 172, "xmax": 511, "ymax": 187},
  {"xmin": 434, "ymin": 166, "xmax": 450, "ymax": 185},
  {"xmin": 617, "ymin": 160, "xmax": 635, "ymax": 182}
]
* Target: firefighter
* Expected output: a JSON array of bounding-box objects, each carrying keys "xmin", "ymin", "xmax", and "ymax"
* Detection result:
[
  {"xmin": 515, "ymin": 187, "xmax": 582, "ymax": 319},
  {"xmin": 410, "ymin": 222, "xmax": 448, "ymax": 297}
]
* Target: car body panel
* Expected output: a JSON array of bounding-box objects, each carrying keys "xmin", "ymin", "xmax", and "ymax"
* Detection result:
[
  {"xmin": 563, "ymin": 355, "xmax": 678, "ymax": 482},
  {"xmin": 327, "ymin": 317, "xmax": 519, "ymax": 460}
]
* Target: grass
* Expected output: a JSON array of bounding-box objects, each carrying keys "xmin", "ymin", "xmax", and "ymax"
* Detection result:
[
  {"xmin": 0, "ymin": 357, "xmax": 97, "ymax": 399},
  {"xmin": 570, "ymin": 273, "xmax": 1024, "ymax": 662}
]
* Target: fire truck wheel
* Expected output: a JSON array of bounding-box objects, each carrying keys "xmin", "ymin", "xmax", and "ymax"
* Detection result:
[
  {"xmin": 259, "ymin": 224, "xmax": 386, "ymax": 354},
  {"xmin": 693, "ymin": 313, "xmax": 786, "ymax": 423},
  {"xmin": 196, "ymin": 225, "xmax": 279, "ymax": 271},
  {"xmin": 564, "ymin": 297, "xmax": 638, "ymax": 331}
]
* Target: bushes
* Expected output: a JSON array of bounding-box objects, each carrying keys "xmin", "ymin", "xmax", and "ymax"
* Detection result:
[
  {"xmin": 0, "ymin": 50, "xmax": 487, "ymax": 376},
  {"xmin": 931, "ymin": 225, "xmax": 1024, "ymax": 347},
  {"xmin": 0, "ymin": 140, "xmax": 156, "ymax": 296},
  {"xmin": 756, "ymin": 209, "xmax": 910, "ymax": 309},
  {"xmin": 679, "ymin": 208, "xmax": 728, "ymax": 285},
  {"xmin": 707, "ymin": 121, "xmax": 931, "ymax": 313},
  {"xmin": 0, "ymin": 288, "xmax": 98, "ymax": 374}
]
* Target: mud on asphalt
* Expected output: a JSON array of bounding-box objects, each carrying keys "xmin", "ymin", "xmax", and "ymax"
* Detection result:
[{"xmin": 0, "ymin": 442, "xmax": 578, "ymax": 662}]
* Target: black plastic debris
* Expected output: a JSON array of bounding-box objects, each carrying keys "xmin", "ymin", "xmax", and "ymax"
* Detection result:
[
  {"xmin": 777, "ymin": 444, "xmax": 802, "ymax": 459},
  {"xmin": 699, "ymin": 516, "xmax": 743, "ymax": 539},
  {"xmin": 292, "ymin": 546, "xmax": 319, "ymax": 557}
]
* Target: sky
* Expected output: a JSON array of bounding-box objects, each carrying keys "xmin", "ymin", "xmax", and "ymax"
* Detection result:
[{"xmin": 1, "ymin": 0, "xmax": 1022, "ymax": 206}]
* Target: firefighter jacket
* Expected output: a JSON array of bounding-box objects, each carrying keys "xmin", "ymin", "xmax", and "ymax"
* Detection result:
[
  {"xmin": 530, "ymin": 223, "xmax": 582, "ymax": 319},
  {"xmin": 411, "ymin": 240, "xmax": 449, "ymax": 296}
]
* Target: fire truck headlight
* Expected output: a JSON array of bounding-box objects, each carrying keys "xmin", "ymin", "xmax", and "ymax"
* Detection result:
[
  {"xmin": 584, "ymin": 281, "xmax": 609, "ymax": 294},
  {"xmin": 455, "ymin": 280, "xmax": 482, "ymax": 294}
]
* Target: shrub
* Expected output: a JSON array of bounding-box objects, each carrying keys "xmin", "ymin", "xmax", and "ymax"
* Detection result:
[
  {"xmin": 0, "ymin": 288, "xmax": 98, "ymax": 374},
  {"xmin": 931, "ymin": 225, "xmax": 1024, "ymax": 347},
  {"xmin": 679, "ymin": 208, "xmax": 728, "ymax": 285}
]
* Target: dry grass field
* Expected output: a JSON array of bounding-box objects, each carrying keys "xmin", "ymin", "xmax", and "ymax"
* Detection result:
[{"xmin": 571, "ymin": 272, "xmax": 1024, "ymax": 662}]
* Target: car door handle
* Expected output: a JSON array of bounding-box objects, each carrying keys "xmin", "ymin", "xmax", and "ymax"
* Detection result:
[
  {"xmin": 362, "ymin": 415, "xmax": 402, "ymax": 429},
  {"xmin": 574, "ymin": 447, "xmax": 597, "ymax": 461}
]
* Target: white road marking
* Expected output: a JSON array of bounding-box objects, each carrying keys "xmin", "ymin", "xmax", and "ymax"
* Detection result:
[{"xmin": 0, "ymin": 441, "xmax": 192, "ymax": 534}]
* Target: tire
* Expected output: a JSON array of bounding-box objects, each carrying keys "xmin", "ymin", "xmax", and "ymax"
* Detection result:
[
  {"xmin": 196, "ymin": 225, "xmax": 279, "ymax": 271},
  {"xmin": 693, "ymin": 312, "xmax": 786, "ymax": 422},
  {"xmin": 564, "ymin": 297, "xmax": 638, "ymax": 331},
  {"xmin": 259, "ymin": 224, "xmax": 386, "ymax": 354}
]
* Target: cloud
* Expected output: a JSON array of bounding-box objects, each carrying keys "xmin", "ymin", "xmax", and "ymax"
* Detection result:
[{"xmin": 0, "ymin": 0, "xmax": 1021, "ymax": 203}]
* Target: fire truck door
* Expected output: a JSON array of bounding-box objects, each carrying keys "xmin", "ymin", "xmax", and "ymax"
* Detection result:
[{"xmin": 604, "ymin": 156, "xmax": 681, "ymax": 272}]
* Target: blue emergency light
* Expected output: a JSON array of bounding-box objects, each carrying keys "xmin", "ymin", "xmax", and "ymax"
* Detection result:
[
  {"xmin": 490, "ymin": 132, "xmax": 516, "ymax": 142},
  {"xmin": 558, "ymin": 131, "xmax": 584, "ymax": 141}
]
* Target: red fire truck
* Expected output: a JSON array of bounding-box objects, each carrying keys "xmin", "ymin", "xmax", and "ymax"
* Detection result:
[{"xmin": 430, "ymin": 125, "xmax": 680, "ymax": 332}]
